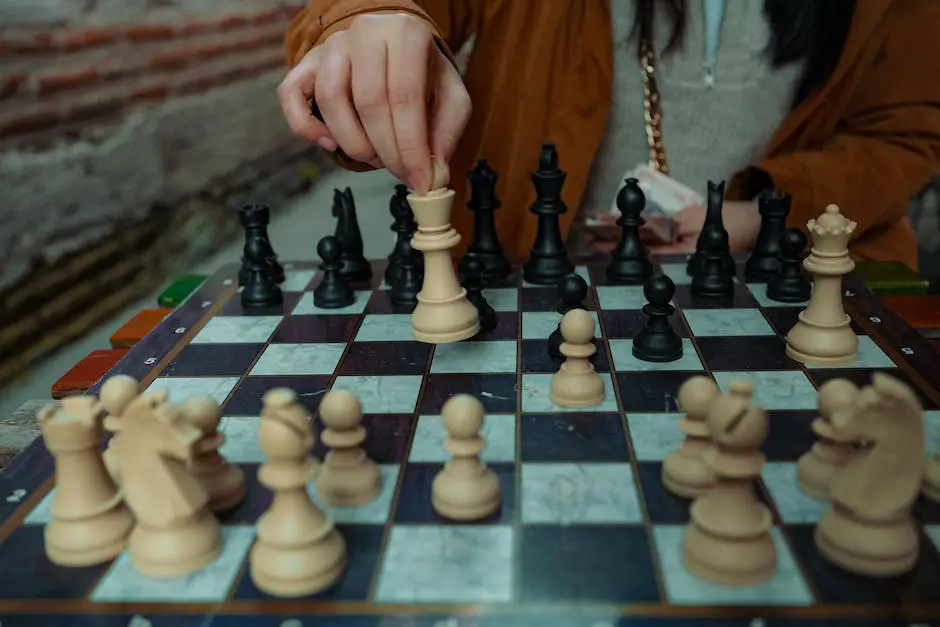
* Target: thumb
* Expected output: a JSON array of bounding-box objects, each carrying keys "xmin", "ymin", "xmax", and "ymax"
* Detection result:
[{"xmin": 427, "ymin": 52, "xmax": 472, "ymax": 164}]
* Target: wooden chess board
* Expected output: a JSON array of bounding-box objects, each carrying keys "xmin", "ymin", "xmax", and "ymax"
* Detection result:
[{"xmin": 0, "ymin": 255, "xmax": 938, "ymax": 627}]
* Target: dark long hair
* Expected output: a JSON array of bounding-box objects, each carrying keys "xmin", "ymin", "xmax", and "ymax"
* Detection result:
[{"xmin": 630, "ymin": 0, "xmax": 858, "ymax": 107}]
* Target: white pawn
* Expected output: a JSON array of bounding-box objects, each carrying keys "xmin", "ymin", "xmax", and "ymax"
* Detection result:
[
  {"xmin": 432, "ymin": 394, "xmax": 501, "ymax": 521},
  {"xmin": 98, "ymin": 374, "xmax": 141, "ymax": 484},
  {"xmin": 181, "ymin": 396, "xmax": 245, "ymax": 513},
  {"xmin": 796, "ymin": 378, "xmax": 859, "ymax": 501},
  {"xmin": 550, "ymin": 309, "xmax": 605, "ymax": 408},
  {"xmin": 662, "ymin": 375, "xmax": 720, "ymax": 498},
  {"xmin": 316, "ymin": 389, "xmax": 381, "ymax": 507}
]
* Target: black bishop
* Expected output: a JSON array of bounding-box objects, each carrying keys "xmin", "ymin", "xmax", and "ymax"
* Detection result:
[{"xmin": 606, "ymin": 178, "xmax": 653, "ymax": 284}]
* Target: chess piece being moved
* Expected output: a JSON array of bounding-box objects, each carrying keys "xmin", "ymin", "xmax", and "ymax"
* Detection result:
[
  {"xmin": 181, "ymin": 396, "xmax": 246, "ymax": 513},
  {"xmin": 98, "ymin": 374, "xmax": 141, "ymax": 484},
  {"xmin": 633, "ymin": 274, "xmax": 683, "ymax": 362},
  {"xmin": 549, "ymin": 273, "xmax": 590, "ymax": 362},
  {"xmin": 662, "ymin": 375, "xmax": 720, "ymax": 498},
  {"xmin": 38, "ymin": 396, "xmax": 134, "ymax": 567},
  {"xmin": 316, "ymin": 389, "xmax": 381, "ymax": 507},
  {"xmin": 924, "ymin": 450, "xmax": 940, "ymax": 503},
  {"xmin": 466, "ymin": 159, "xmax": 512, "ymax": 282},
  {"xmin": 767, "ymin": 228, "xmax": 813, "ymax": 303},
  {"xmin": 238, "ymin": 203, "xmax": 284, "ymax": 285},
  {"xmin": 251, "ymin": 388, "xmax": 347, "ymax": 596},
  {"xmin": 796, "ymin": 379, "xmax": 859, "ymax": 501},
  {"xmin": 408, "ymin": 161, "xmax": 480, "ymax": 343},
  {"xmin": 683, "ymin": 380, "xmax": 777, "ymax": 586},
  {"xmin": 432, "ymin": 394, "xmax": 501, "ymax": 521},
  {"xmin": 332, "ymin": 187, "xmax": 372, "ymax": 282},
  {"xmin": 461, "ymin": 256, "xmax": 498, "ymax": 334},
  {"xmin": 314, "ymin": 235, "xmax": 356, "ymax": 309},
  {"xmin": 815, "ymin": 373, "xmax": 925, "ymax": 577},
  {"xmin": 786, "ymin": 205, "xmax": 859, "ymax": 366},
  {"xmin": 606, "ymin": 178, "xmax": 653, "ymax": 284},
  {"xmin": 116, "ymin": 392, "xmax": 222, "ymax": 577},
  {"xmin": 550, "ymin": 309, "xmax": 605, "ymax": 408},
  {"xmin": 690, "ymin": 226, "xmax": 734, "ymax": 298},
  {"xmin": 522, "ymin": 143, "xmax": 575, "ymax": 285},
  {"xmin": 744, "ymin": 191, "xmax": 791, "ymax": 282},
  {"xmin": 687, "ymin": 181, "xmax": 734, "ymax": 278}
]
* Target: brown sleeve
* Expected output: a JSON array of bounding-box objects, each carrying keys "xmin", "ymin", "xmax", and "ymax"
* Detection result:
[
  {"xmin": 741, "ymin": 2, "xmax": 940, "ymax": 239},
  {"xmin": 284, "ymin": 0, "xmax": 481, "ymax": 173}
]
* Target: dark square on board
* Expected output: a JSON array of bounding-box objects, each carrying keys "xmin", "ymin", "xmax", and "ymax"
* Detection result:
[
  {"xmin": 518, "ymin": 525, "xmax": 660, "ymax": 603},
  {"xmin": 312, "ymin": 414, "xmax": 415, "ymax": 464},
  {"xmin": 393, "ymin": 463, "xmax": 516, "ymax": 524},
  {"xmin": 420, "ymin": 374, "xmax": 518, "ymax": 414},
  {"xmin": 787, "ymin": 525, "xmax": 940, "ymax": 605},
  {"xmin": 0, "ymin": 526, "xmax": 109, "ymax": 599},
  {"xmin": 224, "ymin": 375, "xmax": 331, "ymax": 416},
  {"xmin": 272, "ymin": 314, "xmax": 360, "ymax": 344},
  {"xmin": 808, "ymin": 368, "xmax": 938, "ymax": 410},
  {"xmin": 232, "ymin": 524, "xmax": 384, "ymax": 602},
  {"xmin": 672, "ymin": 283, "xmax": 756, "ymax": 310},
  {"xmin": 338, "ymin": 341, "xmax": 430, "ymax": 376},
  {"xmin": 160, "ymin": 343, "xmax": 263, "ymax": 377},
  {"xmin": 602, "ymin": 309, "xmax": 688, "ymax": 340},
  {"xmin": 520, "ymin": 339, "xmax": 610, "ymax": 374},
  {"xmin": 519, "ymin": 412, "xmax": 628, "ymax": 462},
  {"xmin": 218, "ymin": 291, "xmax": 303, "ymax": 317},
  {"xmin": 695, "ymin": 336, "xmax": 798, "ymax": 371},
  {"xmin": 615, "ymin": 371, "xmax": 708, "ymax": 412},
  {"xmin": 475, "ymin": 311, "xmax": 519, "ymax": 341},
  {"xmin": 365, "ymin": 290, "xmax": 418, "ymax": 315},
  {"xmin": 520, "ymin": 286, "xmax": 597, "ymax": 313},
  {"xmin": 764, "ymin": 411, "xmax": 818, "ymax": 461},
  {"xmin": 635, "ymin": 462, "xmax": 693, "ymax": 524}
]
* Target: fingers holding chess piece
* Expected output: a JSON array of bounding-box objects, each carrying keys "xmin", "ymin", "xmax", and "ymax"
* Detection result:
[
  {"xmin": 181, "ymin": 395, "xmax": 246, "ymax": 513},
  {"xmin": 550, "ymin": 309, "xmax": 605, "ymax": 408},
  {"xmin": 316, "ymin": 389, "xmax": 381, "ymax": 507},
  {"xmin": 662, "ymin": 375, "xmax": 720, "ymax": 498},
  {"xmin": 796, "ymin": 378, "xmax": 859, "ymax": 501}
]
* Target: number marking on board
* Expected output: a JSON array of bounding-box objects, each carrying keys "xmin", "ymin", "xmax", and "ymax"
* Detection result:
[
  {"xmin": 901, "ymin": 347, "xmax": 914, "ymax": 356},
  {"xmin": 869, "ymin": 316, "xmax": 881, "ymax": 323},
  {"xmin": 5, "ymin": 489, "xmax": 26, "ymax": 503},
  {"xmin": 144, "ymin": 357, "xmax": 157, "ymax": 365},
  {"xmin": 174, "ymin": 327, "xmax": 186, "ymax": 335}
]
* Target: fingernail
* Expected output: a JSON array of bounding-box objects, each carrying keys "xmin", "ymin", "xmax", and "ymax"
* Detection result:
[
  {"xmin": 316, "ymin": 137, "xmax": 336, "ymax": 152},
  {"xmin": 409, "ymin": 172, "xmax": 429, "ymax": 194}
]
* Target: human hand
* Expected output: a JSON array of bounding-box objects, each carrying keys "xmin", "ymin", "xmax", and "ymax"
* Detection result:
[
  {"xmin": 647, "ymin": 201, "xmax": 761, "ymax": 254},
  {"xmin": 582, "ymin": 213, "xmax": 677, "ymax": 254},
  {"xmin": 277, "ymin": 13, "xmax": 472, "ymax": 193}
]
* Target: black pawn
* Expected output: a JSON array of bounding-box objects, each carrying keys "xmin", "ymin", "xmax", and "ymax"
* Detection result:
[
  {"xmin": 691, "ymin": 226, "xmax": 735, "ymax": 297},
  {"xmin": 314, "ymin": 235, "xmax": 356, "ymax": 309},
  {"xmin": 745, "ymin": 191, "xmax": 791, "ymax": 283},
  {"xmin": 522, "ymin": 143, "xmax": 574, "ymax": 285},
  {"xmin": 241, "ymin": 262, "xmax": 283, "ymax": 311},
  {"xmin": 462, "ymin": 257, "xmax": 497, "ymax": 333},
  {"xmin": 385, "ymin": 184, "xmax": 421, "ymax": 287},
  {"xmin": 633, "ymin": 275, "xmax": 683, "ymax": 362},
  {"xmin": 466, "ymin": 159, "xmax": 512, "ymax": 282},
  {"xmin": 549, "ymin": 273, "xmax": 591, "ymax": 361},
  {"xmin": 390, "ymin": 250, "xmax": 421, "ymax": 305},
  {"xmin": 606, "ymin": 178, "xmax": 653, "ymax": 284},
  {"xmin": 767, "ymin": 228, "xmax": 812, "ymax": 303}
]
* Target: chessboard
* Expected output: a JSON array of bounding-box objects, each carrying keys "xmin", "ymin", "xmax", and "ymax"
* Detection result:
[{"xmin": 0, "ymin": 255, "xmax": 939, "ymax": 627}]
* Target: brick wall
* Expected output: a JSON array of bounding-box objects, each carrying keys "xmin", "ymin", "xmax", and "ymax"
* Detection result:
[{"xmin": 0, "ymin": 0, "xmax": 310, "ymax": 291}]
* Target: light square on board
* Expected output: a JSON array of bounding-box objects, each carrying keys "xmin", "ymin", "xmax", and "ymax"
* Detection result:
[
  {"xmin": 761, "ymin": 462, "xmax": 828, "ymax": 524},
  {"xmin": 146, "ymin": 377, "xmax": 240, "ymax": 405},
  {"xmin": 278, "ymin": 268, "xmax": 317, "ymax": 292},
  {"xmin": 250, "ymin": 343, "xmax": 345, "ymax": 376},
  {"xmin": 683, "ymin": 308, "xmax": 775, "ymax": 337},
  {"xmin": 373, "ymin": 525, "xmax": 513, "ymax": 603},
  {"xmin": 409, "ymin": 413, "xmax": 516, "ymax": 463},
  {"xmin": 431, "ymin": 340, "xmax": 517, "ymax": 374},
  {"xmin": 355, "ymin": 314, "xmax": 414, "ymax": 342},
  {"xmin": 804, "ymin": 335, "xmax": 896, "ymax": 370},
  {"xmin": 292, "ymin": 291, "xmax": 371, "ymax": 315},
  {"xmin": 523, "ymin": 265, "xmax": 592, "ymax": 288},
  {"xmin": 626, "ymin": 413, "xmax": 684, "ymax": 462},
  {"xmin": 308, "ymin": 464, "xmax": 399, "ymax": 524},
  {"xmin": 652, "ymin": 525, "xmax": 813, "ymax": 605},
  {"xmin": 520, "ymin": 373, "xmax": 619, "ymax": 413},
  {"xmin": 485, "ymin": 287, "xmax": 520, "ymax": 312},
  {"xmin": 712, "ymin": 371, "xmax": 817, "ymax": 410},
  {"xmin": 520, "ymin": 462, "xmax": 643, "ymax": 524},
  {"xmin": 608, "ymin": 339, "xmax": 703, "ymax": 372},
  {"xmin": 190, "ymin": 316, "xmax": 282, "ymax": 344},
  {"xmin": 219, "ymin": 416, "xmax": 265, "ymax": 463},
  {"xmin": 927, "ymin": 525, "xmax": 940, "ymax": 552},
  {"xmin": 90, "ymin": 526, "xmax": 255, "ymax": 602},
  {"xmin": 659, "ymin": 262, "xmax": 693, "ymax": 285},
  {"xmin": 595, "ymin": 285, "xmax": 648, "ymax": 311},
  {"xmin": 331, "ymin": 375, "xmax": 423, "ymax": 413},
  {"xmin": 522, "ymin": 311, "xmax": 600, "ymax": 340},
  {"xmin": 926, "ymin": 411, "xmax": 940, "ymax": 456}
]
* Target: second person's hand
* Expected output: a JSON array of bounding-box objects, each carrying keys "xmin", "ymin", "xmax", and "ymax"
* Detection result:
[{"xmin": 277, "ymin": 12, "xmax": 472, "ymax": 193}]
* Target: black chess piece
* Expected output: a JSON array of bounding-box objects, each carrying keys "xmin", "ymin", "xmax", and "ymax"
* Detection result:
[
  {"xmin": 241, "ymin": 261, "xmax": 283, "ymax": 312},
  {"xmin": 466, "ymin": 159, "xmax": 512, "ymax": 283},
  {"xmin": 522, "ymin": 143, "xmax": 575, "ymax": 285},
  {"xmin": 549, "ymin": 273, "xmax": 591, "ymax": 361},
  {"xmin": 687, "ymin": 181, "xmax": 734, "ymax": 278},
  {"xmin": 314, "ymin": 235, "xmax": 356, "ymax": 309},
  {"xmin": 238, "ymin": 203, "xmax": 283, "ymax": 285},
  {"xmin": 745, "ymin": 191, "xmax": 792, "ymax": 283},
  {"xmin": 606, "ymin": 178, "xmax": 653, "ymax": 284},
  {"xmin": 767, "ymin": 228, "xmax": 812, "ymax": 303},
  {"xmin": 691, "ymin": 226, "xmax": 735, "ymax": 297},
  {"xmin": 462, "ymin": 257, "xmax": 497, "ymax": 333},
  {"xmin": 633, "ymin": 274, "xmax": 683, "ymax": 362},
  {"xmin": 390, "ymin": 251, "xmax": 421, "ymax": 305},
  {"xmin": 385, "ymin": 184, "xmax": 420, "ymax": 287},
  {"xmin": 332, "ymin": 187, "xmax": 372, "ymax": 282}
]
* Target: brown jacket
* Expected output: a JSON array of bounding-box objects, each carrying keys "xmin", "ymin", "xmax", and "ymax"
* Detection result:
[{"xmin": 286, "ymin": 0, "xmax": 940, "ymax": 270}]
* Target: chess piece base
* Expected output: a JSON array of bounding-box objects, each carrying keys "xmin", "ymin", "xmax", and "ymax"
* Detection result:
[
  {"xmin": 250, "ymin": 530, "xmax": 347, "ymax": 597},
  {"xmin": 129, "ymin": 509, "xmax": 221, "ymax": 578},
  {"xmin": 785, "ymin": 313, "xmax": 858, "ymax": 366},
  {"xmin": 606, "ymin": 258, "xmax": 653, "ymax": 285},
  {"xmin": 317, "ymin": 462, "xmax": 382, "ymax": 507},
  {"xmin": 412, "ymin": 292, "xmax": 480, "ymax": 344},
  {"xmin": 202, "ymin": 465, "xmax": 247, "ymax": 513},
  {"xmin": 550, "ymin": 368, "xmax": 605, "ymax": 408},
  {"xmin": 44, "ymin": 504, "xmax": 134, "ymax": 567},
  {"xmin": 682, "ymin": 523, "xmax": 777, "ymax": 586},
  {"xmin": 815, "ymin": 507, "xmax": 919, "ymax": 577},
  {"xmin": 662, "ymin": 451, "xmax": 715, "ymax": 499},
  {"xmin": 432, "ymin": 466, "xmax": 501, "ymax": 521}
]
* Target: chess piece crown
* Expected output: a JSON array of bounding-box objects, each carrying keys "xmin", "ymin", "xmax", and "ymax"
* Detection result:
[
  {"xmin": 467, "ymin": 159, "xmax": 501, "ymax": 210},
  {"xmin": 806, "ymin": 204, "xmax": 857, "ymax": 256},
  {"xmin": 238, "ymin": 203, "xmax": 270, "ymax": 227},
  {"xmin": 531, "ymin": 143, "xmax": 567, "ymax": 203}
]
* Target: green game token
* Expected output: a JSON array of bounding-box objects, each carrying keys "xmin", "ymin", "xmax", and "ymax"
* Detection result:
[
  {"xmin": 157, "ymin": 274, "xmax": 207, "ymax": 308},
  {"xmin": 854, "ymin": 260, "xmax": 929, "ymax": 296}
]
